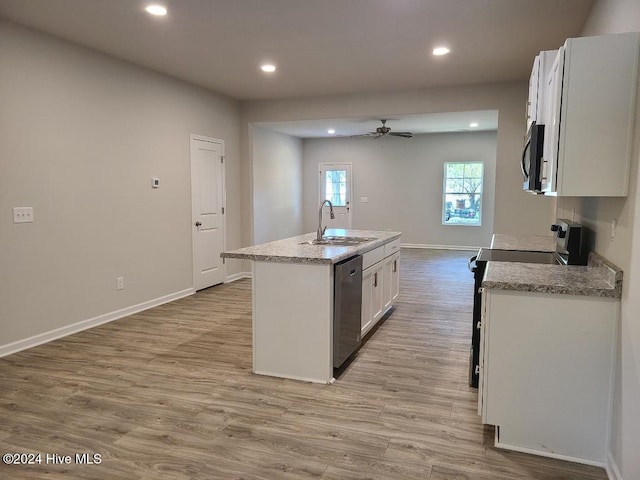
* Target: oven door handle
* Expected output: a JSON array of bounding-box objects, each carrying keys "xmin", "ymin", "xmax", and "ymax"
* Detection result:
[{"xmin": 468, "ymin": 255, "xmax": 477, "ymax": 273}]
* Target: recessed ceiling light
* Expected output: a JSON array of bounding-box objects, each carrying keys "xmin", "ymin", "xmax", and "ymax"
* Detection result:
[
  {"xmin": 260, "ymin": 64, "xmax": 277, "ymax": 73},
  {"xmin": 145, "ymin": 4, "xmax": 167, "ymax": 16},
  {"xmin": 328, "ymin": 128, "xmax": 336, "ymax": 135},
  {"xmin": 470, "ymin": 122, "xmax": 479, "ymax": 128},
  {"xmin": 432, "ymin": 46, "xmax": 450, "ymax": 56}
]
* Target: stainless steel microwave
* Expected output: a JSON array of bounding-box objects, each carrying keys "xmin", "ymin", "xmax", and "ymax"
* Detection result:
[{"xmin": 522, "ymin": 122, "xmax": 545, "ymax": 193}]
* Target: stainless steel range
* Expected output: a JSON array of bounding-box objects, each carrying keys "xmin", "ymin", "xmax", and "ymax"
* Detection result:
[{"xmin": 467, "ymin": 219, "xmax": 589, "ymax": 387}]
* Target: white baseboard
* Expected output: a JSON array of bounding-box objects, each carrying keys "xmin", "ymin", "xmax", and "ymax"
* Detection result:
[
  {"xmin": 0, "ymin": 288, "xmax": 195, "ymax": 358},
  {"xmin": 225, "ymin": 271, "xmax": 252, "ymax": 283},
  {"xmin": 401, "ymin": 243, "xmax": 482, "ymax": 251},
  {"xmin": 606, "ymin": 451, "xmax": 623, "ymax": 480},
  {"xmin": 254, "ymin": 369, "xmax": 331, "ymax": 384},
  {"xmin": 494, "ymin": 439, "xmax": 606, "ymax": 468}
]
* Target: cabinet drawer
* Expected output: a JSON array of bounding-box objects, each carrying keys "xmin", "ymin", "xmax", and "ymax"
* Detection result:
[
  {"xmin": 384, "ymin": 239, "xmax": 401, "ymax": 257},
  {"xmin": 363, "ymin": 246, "xmax": 384, "ymax": 270}
]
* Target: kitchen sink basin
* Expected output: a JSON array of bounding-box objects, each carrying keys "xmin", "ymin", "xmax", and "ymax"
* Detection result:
[{"xmin": 299, "ymin": 236, "xmax": 376, "ymax": 246}]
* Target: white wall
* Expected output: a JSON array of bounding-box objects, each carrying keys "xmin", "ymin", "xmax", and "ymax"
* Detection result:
[
  {"xmin": 240, "ymin": 82, "xmax": 556, "ymax": 248},
  {"xmin": 252, "ymin": 126, "xmax": 303, "ymax": 244},
  {"xmin": 302, "ymin": 131, "xmax": 497, "ymax": 247},
  {"xmin": 555, "ymin": 2, "xmax": 640, "ymax": 479},
  {"xmin": 0, "ymin": 22, "xmax": 241, "ymax": 351}
]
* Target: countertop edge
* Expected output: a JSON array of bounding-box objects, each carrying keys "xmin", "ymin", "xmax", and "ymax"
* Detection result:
[
  {"xmin": 221, "ymin": 231, "xmax": 401, "ymax": 265},
  {"xmin": 221, "ymin": 252, "xmax": 333, "ymax": 264},
  {"xmin": 482, "ymin": 280, "xmax": 622, "ymax": 299}
]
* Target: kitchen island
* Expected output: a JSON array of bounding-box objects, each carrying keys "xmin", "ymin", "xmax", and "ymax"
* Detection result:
[{"xmin": 222, "ymin": 229, "xmax": 401, "ymax": 384}]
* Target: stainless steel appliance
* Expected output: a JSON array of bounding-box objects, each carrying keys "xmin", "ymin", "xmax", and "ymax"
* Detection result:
[
  {"xmin": 333, "ymin": 255, "xmax": 363, "ymax": 368},
  {"xmin": 467, "ymin": 219, "xmax": 589, "ymax": 387},
  {"xmin": 522, "ymin": 122, "xmax": 545, "ymax": 193}
]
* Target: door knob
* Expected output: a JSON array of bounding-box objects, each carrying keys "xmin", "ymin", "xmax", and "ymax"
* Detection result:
[{"xmin": 195, "ymin": 221, "xmax": 202, "ymax": 227}]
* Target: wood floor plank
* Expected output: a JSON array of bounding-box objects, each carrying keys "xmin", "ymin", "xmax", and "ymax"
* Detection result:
[
  {"xmin": 0, "ymin": 249, "xmax": 608, "ymax": 480},
  {"xmin": 321, "ymin": 462, "xmax": 431, "ymax": 480},
  {"xmin": 191, "ymin": 448, "xmax": 327, "ymax": 480}
]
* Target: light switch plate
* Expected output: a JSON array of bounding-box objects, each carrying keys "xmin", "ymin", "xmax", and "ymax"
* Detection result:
[
  {"xmin": 360, "ymin": 196, "xmax": 369, "ymax": 203},
  {"xmin": 13, "ymin": 207, "xmax": 34, "ymax": 223}
]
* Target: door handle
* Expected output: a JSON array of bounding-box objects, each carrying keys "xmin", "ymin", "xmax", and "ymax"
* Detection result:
[{"xmin": 195, "ymin": 221, "xmax": 202, "ymax": 227}]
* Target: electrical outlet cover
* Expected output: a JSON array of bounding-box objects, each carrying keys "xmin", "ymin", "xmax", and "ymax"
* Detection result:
[{"xmin": 13, "ymin": 207, "xmax": 34, "ymax": 223}]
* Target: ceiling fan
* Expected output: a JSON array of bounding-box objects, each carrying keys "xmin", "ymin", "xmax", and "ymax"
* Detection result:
[{"xmin": 356, "ymin": 119, "xmax": 413, "ymax": 139}]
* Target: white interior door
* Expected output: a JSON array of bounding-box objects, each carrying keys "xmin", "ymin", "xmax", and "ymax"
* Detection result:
[
  {"xmin": 319, "ymin": 163, "xmax": 352, "ymax": 230},
  {"xmin": 191, "ymin": 134, "xmax": 225, "ymax": 290}
]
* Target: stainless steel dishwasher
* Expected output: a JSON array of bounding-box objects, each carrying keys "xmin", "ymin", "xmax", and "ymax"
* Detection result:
[{"xmin": 333, "ymin": 255, "xmax": 363, "ymax": 368}]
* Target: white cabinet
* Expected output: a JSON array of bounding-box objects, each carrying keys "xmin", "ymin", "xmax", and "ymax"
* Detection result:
[
  {"xmin": 541, "ymin": 33, "xmax": 640, "ymax": 196},
  {"xmin": 361, "ymin": 267, "xmax": 373, "ymax": 333},
  {"xmin": 361, "ymin": 260, "xmax": 384, "ymax": 334},
  {"xmin": 540, "ymin": 48, "xmax": 563, "ymax": 194},
  {"xmin": 362, "ymin": 259, "xmax": 384, "ymax": 335},
  {"xmin": 477, "ymin": 288, "xmax": 487, "ymax": 419},
  {"xmin": 526, "ymin": 49, "xmax": 557, "ymax": 130},
  {"xmin": 371, "ymin": 263, "xmax": 384, "ymax": 322},
  {"xmin": 361, "ymin": 241, "xmax": 400, "ymax": 336},
  {"xmin": 383, "ymin": 252, "xmax": 400, "ymax": 310},
  {"xmin": 478, "ymin": 288, "xmax": 617, "ymax": 465}
]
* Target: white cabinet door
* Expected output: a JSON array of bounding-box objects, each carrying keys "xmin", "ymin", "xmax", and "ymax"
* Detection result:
[
  {"xmin": 527, "ymin": 49, "xmax": 558, "ymax": 131},
  {"xmin": 361, "ymin": 268, "xmax": 373, "ymax": 335},
  {"xmin": 541, "ymin": 47, "xmax": 564, "ymax": 194},
  {"xmin": 526, "ymin": 54, "xmax": 540, "ymax": 131},
  {"xmin": 390, "ymin": 254, "xmax": 399, "ymax": 303},
  {"xmin": 383, "ymin": 252, "xmax": 400, "ymax": 310},
  {"xmin": 478, "ymin": 288, "xmax": 488, "ymax": 419},
  {"xmin": 371, "ymin": 263, "xmax": 384, "ymax": 322}
]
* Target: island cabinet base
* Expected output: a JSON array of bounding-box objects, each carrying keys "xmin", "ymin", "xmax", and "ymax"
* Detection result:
[{"xmin": 252, "ymin": 261, "xmax": 334, "ymax": 384}]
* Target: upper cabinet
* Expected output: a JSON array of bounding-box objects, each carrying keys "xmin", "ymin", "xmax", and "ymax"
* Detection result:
[
  {"xmin": 534, "ymin": 33, "xmax": 640, "ymax": 197},
  {"xmin": 526, "ymin": 50, "xmax": 557, "ymax": 131}
]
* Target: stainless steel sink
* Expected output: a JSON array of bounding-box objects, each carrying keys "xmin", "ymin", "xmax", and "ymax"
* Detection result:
[{"xmin": 299, "ymin": 236, "xmax": 376, "ymax": 246}]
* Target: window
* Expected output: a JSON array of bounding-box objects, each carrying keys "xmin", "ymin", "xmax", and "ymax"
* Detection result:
[
  {"xmin": 324, "ymin": 169, "xmax": 347, "ymax": 206},
  {"xmin": 443, "ymin": 162, "xmax": 483, "ymax": 226}
]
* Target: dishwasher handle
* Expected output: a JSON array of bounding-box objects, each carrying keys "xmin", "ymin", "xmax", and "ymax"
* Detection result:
[{"xmin": 468, "ymin": 255, "xmax": 477, "ymax": 273}]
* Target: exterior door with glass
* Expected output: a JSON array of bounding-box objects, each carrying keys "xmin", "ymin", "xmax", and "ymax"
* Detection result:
[{"xmin": 319, "ymin": 163, "xmax": 352, "ymax": 230}]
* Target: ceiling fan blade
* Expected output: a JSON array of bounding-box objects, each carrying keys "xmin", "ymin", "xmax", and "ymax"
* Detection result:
[{"xmin": 390, "ymin": 132, "xmax": 413, "ymax": 138}]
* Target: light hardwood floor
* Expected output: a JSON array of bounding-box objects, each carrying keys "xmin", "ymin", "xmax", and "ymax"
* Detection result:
[{"xmin": 0, "ymin": 249, "xmax": 608, "ymax": 479}]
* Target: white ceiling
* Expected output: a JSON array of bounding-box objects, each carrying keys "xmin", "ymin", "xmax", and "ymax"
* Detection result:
[
  {"xmin": 0, "ymin": 0, "xmax": 593, "ymax": 138},
  {"xmin": 0, "ymin": 0, "xmax": 594, "ymax": 102},
  {"xmin": 257, "ymin": 110, "xmax": 499, "ymax": 139}
]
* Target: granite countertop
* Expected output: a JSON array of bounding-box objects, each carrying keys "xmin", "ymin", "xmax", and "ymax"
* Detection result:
[
  {"xmin": 490, "ymin": 233, "xmax": 557, "ymax": 252},
  {"xmin": 482, "ymin": 251, "xmax": 623, "ymax": 298},
  {"xmin": 221, "ymin": 229, "xmax": 401, "ymax": 265}
]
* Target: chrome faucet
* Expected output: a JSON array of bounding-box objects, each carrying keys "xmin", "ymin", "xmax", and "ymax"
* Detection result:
[{"xmin": 317, "ymin": 200, "xmax": 335, "ymax": 241}]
